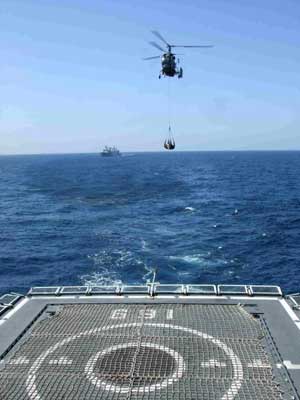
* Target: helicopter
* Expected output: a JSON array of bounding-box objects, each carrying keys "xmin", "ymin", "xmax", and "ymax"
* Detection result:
[{"xmin": 143, "ymin": 31, "xmax": 213, "ymax": 79}]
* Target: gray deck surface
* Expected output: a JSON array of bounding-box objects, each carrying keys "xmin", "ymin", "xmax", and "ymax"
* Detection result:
[{"xmin": 0, "ymin": 296, "xmax": 300, "ymax": 399}]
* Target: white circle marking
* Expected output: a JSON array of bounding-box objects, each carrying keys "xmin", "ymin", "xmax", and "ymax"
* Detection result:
[
  {"xmin": 85, "ymin": 341, "xmax": 185, "ymax": 393},
  {"xmin": 26, "ymin": 323, "xmax": 243, "ymax": 400}
]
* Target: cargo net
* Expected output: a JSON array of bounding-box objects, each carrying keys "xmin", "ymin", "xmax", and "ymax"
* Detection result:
[{"xmin": 0, "ymin": 304, "xmax": 287, "ymax": 399}]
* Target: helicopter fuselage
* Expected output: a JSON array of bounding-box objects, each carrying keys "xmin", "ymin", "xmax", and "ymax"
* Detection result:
[
  {"xmin": 159, "ymin": 51, "xmax": 183, "ymax": 78},
  {"xmin": 160, "ymin": 52, "xmax": 182, "ymax": 79},
  {"xmin": 145, "ymin": 31, "xmax": 212, "ymax": 80},
  {"xmin": 161, "ymin": 53, "xmax": 176, "ymax": 76}
]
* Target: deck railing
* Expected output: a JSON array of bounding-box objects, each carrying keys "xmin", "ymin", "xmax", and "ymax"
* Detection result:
[{"xmin": 24, "ymin": 283, "xmax": 283, "ymax": 297}]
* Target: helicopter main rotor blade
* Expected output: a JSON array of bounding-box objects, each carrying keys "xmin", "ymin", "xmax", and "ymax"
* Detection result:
[
  {"xmin": 171, "ymin": 45, "xmax": 214, "ymax": 48},
  {"xmin": 149, "ymin": 41, "xmax": 165, "ymax": 52},
  {"xmin": 151, "ymin": 30, "xmax": 170, "ymax": 46},
  {"xmin": 143, "ymin": 56, "xmax": 161, "ymax": 60}
]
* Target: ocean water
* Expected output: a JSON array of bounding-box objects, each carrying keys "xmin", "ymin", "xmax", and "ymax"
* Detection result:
[{"xmin": 0, "ymin": 151, "xmax": 300, "ymax": 294}]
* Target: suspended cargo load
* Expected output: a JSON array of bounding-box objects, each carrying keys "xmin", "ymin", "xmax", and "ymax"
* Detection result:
[
  {"xmin": 164, "ymin": 125, "xmax": 175, "ymax": 150},
  {"xmin": 164, "ymin": 138, "xmax": 175, "ymax": 150}
]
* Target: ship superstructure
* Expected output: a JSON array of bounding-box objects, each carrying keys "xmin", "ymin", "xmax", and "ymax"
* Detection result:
[
  {"xmin": 1, "ymin": 283, "xmax": 300, "ymax": 399},
  {"xmin": 101, "ymin": 146, "xmax": 121, "ymax": 157}
]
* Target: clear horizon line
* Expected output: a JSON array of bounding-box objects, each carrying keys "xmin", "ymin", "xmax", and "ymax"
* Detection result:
[{"xmin": 1, "ymin": 149, "xmax": 300, "ymax": 156}]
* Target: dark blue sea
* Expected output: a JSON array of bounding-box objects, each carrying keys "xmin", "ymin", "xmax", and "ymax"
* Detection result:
[{"xmin": 1, "ymin": 151, "xmax": 300, "ymax": 294}]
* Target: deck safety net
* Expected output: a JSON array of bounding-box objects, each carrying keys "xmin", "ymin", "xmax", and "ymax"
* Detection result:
[{"xmin": 0, "ymin": 304, "xmax": 288, "ymax": 399}]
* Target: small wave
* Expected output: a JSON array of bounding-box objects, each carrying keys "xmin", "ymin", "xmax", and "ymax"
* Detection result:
[
  {"xmin": 161, "ymin": 205, "xmax": 197, "ymax": 215},
  {"xmin": 142, "ymin": 265, "xmax": 156, "ymax": 283},
  {"xmin": 184, "ymin": 207, "xmax": 196, "ymax": 212},
  {"xmin": 82, "ymin": 271, "xmax": 122, "ymax": 286},
  {"xmin": 169, "ymin": 254, "xmax": 206, "ymax": 264},
  {"xmin": 177, "ymin": 271, "xmax": 193, "ymax": 277},
  {"xmin": 141, "ymin": 239, "xmax": 148, "ymax": 250},
  {"xmin": 154, "ymin": 226, "xmax": 176, "ymax": 235},
  {"xmin": 169, "ymin": 253, "xmax": 228, "ymax": 268},
  {"xmin": 87, "ymin": 249, "xmax": 141, "ymax": 268},
  {"xmin": 83, "ymin": 249, "xmax": 146, "ymax": 286}
]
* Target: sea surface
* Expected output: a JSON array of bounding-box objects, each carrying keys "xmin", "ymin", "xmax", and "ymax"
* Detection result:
[{"xmin": 1, "ymin": 151, "xmax": 300, "ymax": 294}]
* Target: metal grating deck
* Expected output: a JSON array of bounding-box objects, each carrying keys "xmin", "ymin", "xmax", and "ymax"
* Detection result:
[{"xmin": 0, "ymin": 304, "xmax": 288, "ymax": 399}]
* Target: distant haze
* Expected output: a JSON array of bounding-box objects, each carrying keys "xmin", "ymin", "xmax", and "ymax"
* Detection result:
[{"xmin": 1, "ymin": 0, "xmax": 300, "ymax": 154}]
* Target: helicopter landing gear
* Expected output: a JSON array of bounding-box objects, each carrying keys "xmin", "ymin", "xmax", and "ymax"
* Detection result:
[{"xmin": 178, "ymin": 68, "xmax": 183, "ymax": 79}]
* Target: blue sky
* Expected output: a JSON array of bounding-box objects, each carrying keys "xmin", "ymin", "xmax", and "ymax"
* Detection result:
[{"xmin": 1, "ymin": 0, "xmax": 300, "ymax": 153}]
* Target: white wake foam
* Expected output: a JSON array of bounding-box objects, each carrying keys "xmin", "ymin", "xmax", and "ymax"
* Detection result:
[{"xmin": 184, "ymin": 206, "xmax": 196, "ymax": 212}]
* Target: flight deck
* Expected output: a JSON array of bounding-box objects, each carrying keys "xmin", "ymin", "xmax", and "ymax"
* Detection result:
[{"xmin": 1, "ymin": 284, "xmax": 300, "ymax": 399}]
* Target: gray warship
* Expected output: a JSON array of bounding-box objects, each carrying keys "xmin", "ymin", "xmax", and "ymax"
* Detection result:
[
  {"xmin": 1, "ymin": 280, "xmax": 300, "ymax": 399},
  {"xmin": 101, "ymin": 146, "xmax": 121, "ymax": 157}
]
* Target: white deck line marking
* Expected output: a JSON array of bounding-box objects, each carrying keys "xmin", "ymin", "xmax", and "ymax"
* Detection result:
[
  {"xmin": 26, "ymin": 322, "xmax": 243, "ymax": 400},
  {"xmin": 284, "ymin": 360, "xmax": 300, "ymax": 370},
  {"xmin": 201, "ymin": 360, "xmax": 226, "ymax": 367},
  {"xmin": 0, "ymin": 298, "xmax": 29, "ymax": 321},
  {"xmin": 9, "ymin": 356, "xmax": 30, "ymax": 365},
  {"xmin": 49, "ymin": 357, "xmax": 72, "ymax": 365},
  {"xmin": 166, "ymin": 309, "xmax": 173, "ymax": 320},
  {"xmin": 247, "ymin": 360, "xmax": 271, "ymax": 368},
  {"xmin": 276, "ymin": 361, "xmax": 300, "ymax": 370},
  {"xmin": 280, "ymin": 299, "xmax": 300, "ymax": 331}
]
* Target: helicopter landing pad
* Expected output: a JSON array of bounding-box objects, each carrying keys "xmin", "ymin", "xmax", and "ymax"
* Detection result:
[{"xmin": 1, "ymin": 298, "xmax": 299, "ymax": 400}]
